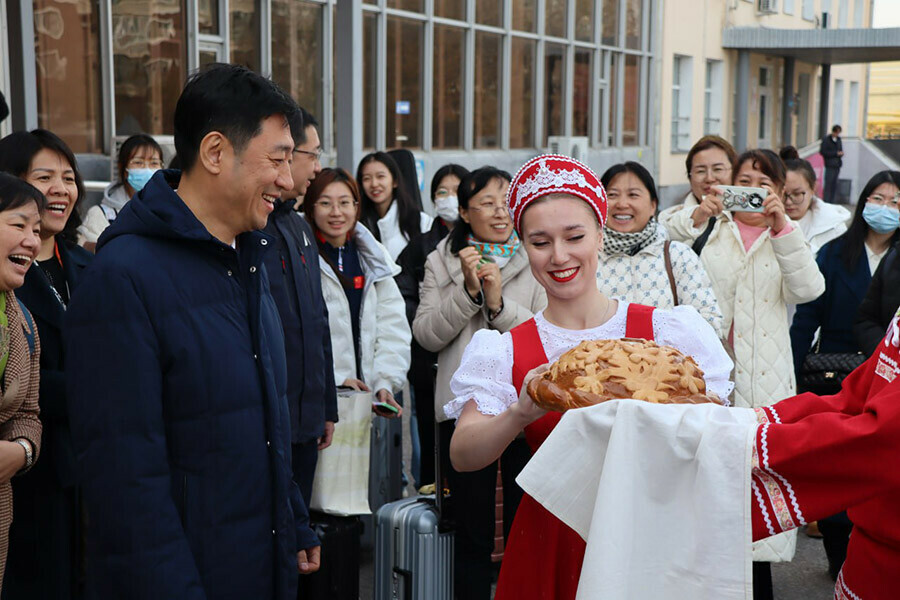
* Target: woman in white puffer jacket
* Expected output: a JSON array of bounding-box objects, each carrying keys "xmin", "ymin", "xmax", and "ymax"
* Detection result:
[{"xmin": 303, "ymin": 168, "xmax": 411, "ymax": 415}]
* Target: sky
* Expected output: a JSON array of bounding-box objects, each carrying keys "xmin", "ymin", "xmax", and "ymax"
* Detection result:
[{"xmin": 872, "ymin": 0, "xmax": 900, "ymax": 27}]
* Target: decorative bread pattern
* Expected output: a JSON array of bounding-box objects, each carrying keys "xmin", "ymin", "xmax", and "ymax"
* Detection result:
[{"xmin": 527, "ymin": 338, "xmax": 723, "ymax": 412}]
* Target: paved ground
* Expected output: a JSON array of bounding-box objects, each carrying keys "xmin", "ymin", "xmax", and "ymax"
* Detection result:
[{"xmin": 358, "ymin": 409, "xmax": 837, "ymax": 599}]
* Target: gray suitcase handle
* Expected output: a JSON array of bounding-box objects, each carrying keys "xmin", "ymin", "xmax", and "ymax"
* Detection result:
[{"xmin": 391, "ymin": 567, "xmax": 413, "ymax": 599}]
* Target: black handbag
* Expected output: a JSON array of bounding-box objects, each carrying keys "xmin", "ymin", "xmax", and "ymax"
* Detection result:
[{"xmin": 800, "ymin": 337, "xmax": 866, "ymax": 395}]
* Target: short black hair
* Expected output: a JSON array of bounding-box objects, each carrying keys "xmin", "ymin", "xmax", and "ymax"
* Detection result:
[
  {"xmin": 117, "ymin": 134, "xmax": 164, "ymax": 185},
  {"xmin": 0, "ymin": 129, "xmax": 84, "ymax": 242},
  {"xmin": 600, "ymin": 161, "xmax": 659, "ymax": 207},
  {"xmin": 448, "ymin": 166, "xmax": 512, "ymax": 255},
  {"xmin": 288, "ymin": 106, "xmax": 320, "ymax": 147},
  {"xmin": 430, "ymin": 164, "xmax": 470, "ymax": 201},
  {"xmin": 0, "ymin": 171, "xmax": 46, "ymax": 214},
  {"xmin": 174, "ymin": 63, "xmax": 299, "ymax": 173},
  {"xmin": 832, "ymin": 125, "xmax": 842, "ymax": 133},
  {"xmin": 734, "ymin": 149, "xmax": 786, "ymax": 190}
]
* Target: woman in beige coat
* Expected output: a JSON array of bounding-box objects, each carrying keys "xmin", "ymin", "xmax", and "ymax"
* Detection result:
[
  {"xmin": 0, "ymin": 174, "xmax": 43, "ymax": 590},
  {"xmin": 413, "ymin": 166, "xmax": 545, "ymax": 600}
]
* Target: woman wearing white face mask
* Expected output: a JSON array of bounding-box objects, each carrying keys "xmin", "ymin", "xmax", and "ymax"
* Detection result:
[
  {"xmin": 396, "ymin": 163, "xmax": 469, "ymax": 488},
  {"xmin": 78, "ymin": 134, "xmax": 163, "ymax": 251}
]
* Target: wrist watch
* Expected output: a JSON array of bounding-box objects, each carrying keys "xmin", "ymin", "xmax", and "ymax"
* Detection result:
[
  {"xmin": 487, "ymin": 299, "xmax": 505, "ymax": 322},
  {"xmin": 14, "ymin": 439, "xmax": 33, "ymax": 471}
]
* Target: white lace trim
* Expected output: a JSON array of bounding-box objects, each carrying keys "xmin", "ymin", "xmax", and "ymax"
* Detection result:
[
  {"xmin": 769, "ymin": 405, "xmax": 782, "ymax": 424},
  {"xmin": 751, "ymin": 478, "xmax": 777, "ymax": 537},
  {"xmin": 513, "ymin": 157, "xmax": 605, "ymax": 211},
  {"xmin": 759, "ymin": 423, "xmax": 804, "ymax": 529},
  {"xmin": 446, "ymin": 301, "xmax": 735, "ymax": 418},
  {"xmin": 836, "ymin": 571, "xmax": 862, "ymax": 600}
]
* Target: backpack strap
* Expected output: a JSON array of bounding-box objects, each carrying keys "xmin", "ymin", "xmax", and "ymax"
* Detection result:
[
  {"xmin": 16, "ymin": 298, "xmax": 36, "ymax": 356},
  {"xmin": 663, "ymin": 240, "xmax": 679, "ymax": 306},
  {"xmin": 691, "ymin": 217, "xmax": 717, "ymax": 255}
]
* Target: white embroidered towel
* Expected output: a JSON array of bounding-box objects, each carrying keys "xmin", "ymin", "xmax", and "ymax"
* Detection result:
[{"xmin": 516, "ymin": 400, "xmax": 758, "ymax": 600}]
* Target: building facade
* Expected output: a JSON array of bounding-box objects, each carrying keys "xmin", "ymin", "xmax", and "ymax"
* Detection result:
[{"xmin": 0, "ymin": 0, "xmax": 886, "ymax": 206}]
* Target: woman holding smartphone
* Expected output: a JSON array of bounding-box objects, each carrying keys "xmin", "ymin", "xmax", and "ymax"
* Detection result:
[{"xmin": 303, "ymin": 168, "xmax": 410, "ymax": 418}]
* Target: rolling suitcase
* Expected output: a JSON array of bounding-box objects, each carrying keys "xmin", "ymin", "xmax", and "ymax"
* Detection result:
[
  {"xmin": 374, "ymin": 496, "xmax": 454, "ymax": 600},
  {"xmin": 362, "ymin": 413, "xmax": 404, "ymax": 548},
  {"xmin": 299, "ymin": 512, "xmax": 362, "ymax": 600},
  {"xmin": 373, "ymin": 420, "xmax": 453, "ymax": 599}
]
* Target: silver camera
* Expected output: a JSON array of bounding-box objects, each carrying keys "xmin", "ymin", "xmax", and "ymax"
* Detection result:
[{"xmin": 719, "ymin": 186, "xmax": 767, "ymax": 213}]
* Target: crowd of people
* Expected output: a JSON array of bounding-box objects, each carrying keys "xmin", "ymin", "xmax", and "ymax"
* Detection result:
[{"xmin": 0, "ymin": 62, "xmax": 897, "ymax": 600}]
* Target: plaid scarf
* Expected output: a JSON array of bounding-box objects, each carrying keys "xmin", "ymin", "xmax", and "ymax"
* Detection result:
[{"xmin": 603, "ymin": 218, "xmax": 659, "ymax": 256}]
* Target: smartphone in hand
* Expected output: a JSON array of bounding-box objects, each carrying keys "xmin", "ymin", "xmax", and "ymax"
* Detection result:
[
  {"xmin": 719, "ymin": 185, "xmax": 766, "ymax": 213},
  {"xmin": 372, "ymin": 401, "xmax": 400, "ymax": 415}
]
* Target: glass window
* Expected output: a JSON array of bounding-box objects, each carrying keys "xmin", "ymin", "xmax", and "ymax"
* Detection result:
[
  {"xmin": 513, "ymin": 0, "xmax": 537, "ymax": 33},
  {"xmin": 34, "ymin": 0, "xmax": 104, "ymax": 153},
  {"xmin": 433, "ymin": 25, "xmax": 465, "ymax": 149},
  {"xmin": 388, "ymin": 0, "xmax": 423, "ymax": 12},
  {"xmin": 622, "ymin": 54, "xmax": 640, "ymax": 145},
  {"xmin": 545, "ymin": 0, "xmax": 567, "ymax": 38},
  {"xmin": 608, "ymin": 54, "xmax": 618, "ymax": 145},
  {"xmin": 435, "ymin": 0, "xmax": 465, "ymax": 20},
  {"xmin": 575, "ymin": 0, "xmax": 594, "ymax": 42},
  {"xmin": 509, "ymin": 37, "xmax": 536, "ymax": 148},
  {"xmin": 476, "ymin": 0, "xmax": 502, "ymax": 26},
  {"xmin": 573, "ymin": 49, "xmax": 592, "ymax": 137},
  {"xmin": 112, "ymin": 0, "xmax": 187, "ymax": 138},
  {"xmin": 626, "ymin": 0, "xmax": 642, "ymax": 50},
  {"xmin": 272, "ymin": 0, "xmax": 323, "ymax": 122},
  {"xmin": 474, "ymin": 32, "xmax": 502, "ymax": 148},
  {"xmin": 672, "ymin": 55, "xmax": 691, "ymax": 151},
  {"xmin": 386, "ymin": 17, "xmax": 423, "ymax": 148},
  {"xmin": 544, "ymin": 43, "xmax": 565, "ymax": 146},
  {"xmin": 602, "ymin": 0, "xmax": 619, "ymax": 46},
  {"xmin": 199, "ymin": 49, "xmax": 219, "ymax": 68},
  {"xmin": 363, "ymin": 12, "xmax": 377, "ymax": 149},
  {"xmin": 198, "ymin": 0, "xmax": 219, "ymax": 34},
  {"xmin": 230, "ymin": 0, "xmax": 260, "ymax": 71}
]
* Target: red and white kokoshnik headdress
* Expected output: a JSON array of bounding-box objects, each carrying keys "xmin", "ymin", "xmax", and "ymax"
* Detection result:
[{"xmin": 507, "ymin": 154, "xmax": 608, "ymax": 232}]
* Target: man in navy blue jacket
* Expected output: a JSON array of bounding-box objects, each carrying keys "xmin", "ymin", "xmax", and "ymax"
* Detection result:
[
  {"xmin": 64, "ymin": 64, "xmax": 320, "ymax": 600},
  {"xmin": 263, "ymin": 106, "xmax": 338, "ymax": 505}
]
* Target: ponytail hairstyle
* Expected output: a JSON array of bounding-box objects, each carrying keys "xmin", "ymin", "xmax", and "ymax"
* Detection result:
[
  {"xmin": 356, "ymin": 151, "xmax": 422, "ymax": 242},
  {"xmin": 303, "ymin": 167, "xmax": 362, "ymax": 287},
  {"xmin": 780, "ymin": 145, "xmax": 818, "ymax": 210}
]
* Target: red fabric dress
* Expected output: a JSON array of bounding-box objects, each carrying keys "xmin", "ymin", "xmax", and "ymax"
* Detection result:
[
  {"xmin": 749, "ymin": 314, "xmax": 900, "ymax": 599},
  {"xmin": 495, "ymin": 304, "xmax": 656, "ymax": 600}
]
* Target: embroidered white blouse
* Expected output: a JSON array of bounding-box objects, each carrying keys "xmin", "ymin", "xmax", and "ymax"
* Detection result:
[{"xmin": 446, "ymin": 301, "xmax": 735, "ymax": 420}]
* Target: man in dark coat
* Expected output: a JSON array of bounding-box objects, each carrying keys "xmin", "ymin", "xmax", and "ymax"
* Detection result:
[
  {"xmin": 65, "ymin": 64, "xmax": 320, "ymax": 600},
  {"xmin": 820, "ymin": 124, "xmax": 843, "ymax": 204},
  {"xmin": 262, "ymin": 106, "xmax": 338, "ymax": 506}
]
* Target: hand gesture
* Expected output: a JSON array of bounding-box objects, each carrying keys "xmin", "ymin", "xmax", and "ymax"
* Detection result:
[
  {"xmin": 374, "ymin": 388, "xmax": 403, "ymax": 418},
  {"xmin": 691, "ymin": 191, "xmax": 725, "ymax": 228},
  {"xmin": 318, "ymin": 421, "xmax": 335, "ymax": 451},
  {"xmin": 477, "ymin": 261, "xmax": 503, "ymax": 312},
  {"xmin": 297, "ymin": 546, "xmax": 321, "ymax": 574},
  {"xmin": 0, "ymin": 441, "xmax": 26, "ymax": 484},
  {"xmin": 510, "ymin": 364, "xmax": 549, "ymax": 426},
  {"xmin": 342, "ymin": 378, "xmax": 370, "ymax": 392},
  {"xmin": 761, "ymin": 186, "xmax": 788, "ymax": 234},
  {"xmin": 458, "ymin": 247, "xmax": 483, "ymax": 299}
]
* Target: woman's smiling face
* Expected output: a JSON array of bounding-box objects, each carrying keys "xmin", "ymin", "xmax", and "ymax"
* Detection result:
[{"xmin": 520, "ymin": 195, "xmax": 602, "ymax": 301}]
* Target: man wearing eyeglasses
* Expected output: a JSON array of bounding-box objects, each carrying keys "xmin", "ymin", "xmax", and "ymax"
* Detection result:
[
  {"xmin": 261, "ymin": 107, "xmax": 337, "ymax": 513},
  {"xmin": 820, "ymin": 124, "xmax": 844, "ymax": 204}
]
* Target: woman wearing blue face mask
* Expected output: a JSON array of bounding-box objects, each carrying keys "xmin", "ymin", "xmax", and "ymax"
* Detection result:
[
  {"xmin": 789, "ymin": 169, "xmax": 900, "ymax": 580},
  {"xmin": 78, "ymin": 134, "xmax": 163, "ymax": 251}
]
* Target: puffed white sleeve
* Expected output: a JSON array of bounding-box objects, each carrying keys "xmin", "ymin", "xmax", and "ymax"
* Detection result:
[
  {"xmin": 653, "ymin": 305, "xmax": 735, "ymax": 403},
  {"xmin": 445, "ymin": 328, "xmax": 517, "ymax": 420}
]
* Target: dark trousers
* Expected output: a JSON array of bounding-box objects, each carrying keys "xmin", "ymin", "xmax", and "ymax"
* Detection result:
[
  {"xmin": 439, "ymin": 421, "xmax": 531, "ymax": 600},
  {"xmin": 752, "ymin": 562, "xmax": 773, "ymax": 600},
  {"xmin": 820, "ymin": 512, "xmax": 853, "ymax": 580},
  {"xmin": 292, "ymin": 439, "xmax": 320, "ymax": 507},
  {"xmin": 411, "ymin": 359, "xmax": 437, "ymax": 487},
  {"xmin": 824, "ymin": 167, "xmax": 841, "ymax": 204}
]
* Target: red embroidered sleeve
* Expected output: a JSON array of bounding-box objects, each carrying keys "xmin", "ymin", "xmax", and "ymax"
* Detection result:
[{"xmin": 751, "ymin": 352, "xmax": 900, "ymax": 540}]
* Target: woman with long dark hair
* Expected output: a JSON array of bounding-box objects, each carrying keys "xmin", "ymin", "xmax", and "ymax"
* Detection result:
[
  {"xmin": 790, "ymin": 169, "xmax": 900, "ymax": 580},
  {"xmin": 0, "ymin": 129, "xmax": 92, "ymax": 600},
  {"xmin": 356, "ymin": 152, "xmax": 432, "ymax": 261},
  {"xmin": 78, "ymin": 134, "xmax": 163, "ymax": 249}
]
